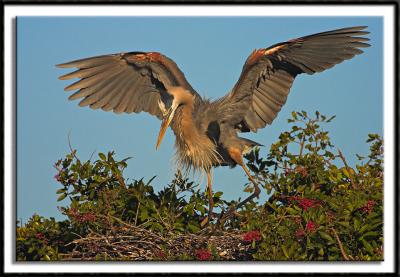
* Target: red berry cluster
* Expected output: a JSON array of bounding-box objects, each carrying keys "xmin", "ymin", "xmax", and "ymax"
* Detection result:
[
  {"xmin": 288, "ymin": 196, "xmax": 321, "ymax": 211},
  {"xmin": 35, "ymin": 232, "xmax": 49, "ymax": 244},
  {"xmin": 360, "ymin": 200, "xmax": 376, "ymax": 214},
  {"xmin": 195, "ymin": 249, "xmax": 212, "ymax": 261},
  {"xmin": 68, "ymin": 208, "xmax": 96, "ymax": 223},
  {"xmin": 299, "ymin": 198, "xmax": 322, "ymax": 211},
  {"xmin": 242, "ymin": 230, "xmax": 262, "ymax": 242},
  {"xmin": 295, "ymin": 228, "xmax": 306, "ymax": 238},
  {"xmin": 295, "ymin": 220, "xmax": 318, "ymax": 239},
  {"xmin": 305, "ymin": 220, "xmax": 318, "ymax": 233}
]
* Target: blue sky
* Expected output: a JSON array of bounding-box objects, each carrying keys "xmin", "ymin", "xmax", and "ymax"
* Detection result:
[{"xmin": 17, "ymin": 16, "xmax": 382, "ymax": 223}]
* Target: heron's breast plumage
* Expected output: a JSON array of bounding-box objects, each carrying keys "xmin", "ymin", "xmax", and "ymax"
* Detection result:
[{"xmin": 171, "ymin": 104, "xmax": 221, "ymax": 173}]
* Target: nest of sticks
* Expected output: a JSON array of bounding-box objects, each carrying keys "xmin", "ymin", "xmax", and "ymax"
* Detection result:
[{"xmin": 60, "ymin": 223, "xmax": 255, "ymax": 261}]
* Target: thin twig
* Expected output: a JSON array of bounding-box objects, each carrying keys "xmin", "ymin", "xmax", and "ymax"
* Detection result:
[
  {"xmin": 134, "ymin": 202, "xmax": 140, "ymax": 226},
  {"xmin": 67, "ymin": 130, "xmax": 79, "ymax": 161},
  {"xmin": 299, "ymin": 136, "xmax": 305, "ymax": 157},
  {"xmin": 337, "ymin": 149, "xmax": 357, "ymax": 190},
  {"xmin": 273, "ymin": 211, "xmax": 288, "ymax": 230},
  {"xmin": 113, "ymin": 239, "xmax": 162, "ymax": 250},
  {"xmin": 70, "ymin": 232, "xmax": 83, "ymax": 239},
  {"xmin": 88, "ymin": 149, "xmax": 96, "ymax": 161},
  {"xmin": 330, "ymin": 227, "xmax": 352, "ymax": 261},
  {"xmin": 105, "ymin": 214, "xmax": 167, "ymax": 243}
]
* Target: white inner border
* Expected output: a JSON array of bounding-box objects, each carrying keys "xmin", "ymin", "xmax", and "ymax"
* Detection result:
[{"xmin": 4, "ymin": 4, "xmax": 395, "ymax": 274}]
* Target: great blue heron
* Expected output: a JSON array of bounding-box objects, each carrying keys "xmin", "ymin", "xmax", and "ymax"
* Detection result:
[{"xmin": 57, "ymin": 26, "xmax": 370, "ymax": 225}]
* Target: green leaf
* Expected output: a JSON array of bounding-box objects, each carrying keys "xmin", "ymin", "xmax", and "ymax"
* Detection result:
[
  {"xmin": 361, "ymin": 238, "xmax": 374, "ymax": 255},
  {"xmin": 342, "ymin": 168, "xmax": 350, "ymax": 179},
  {"xmin": 187, "ymin": 222, "xmax": 200, "ymax": 233},
  {"xmin": 360, "ymin": 231, "xmax": 379, "ymax": 240},
  {"xmin": 281, "ymin": 245, "xmax": 289, "ymax": 259},
  {"xmin": 57, "ymin": 194, "xmax": 67, "ymax": 202},
  {"xmin": 146, "ymin": 175, "xmax": 157, "ymax": 185},
  {"xmin": 56, "ymin": 188, "xmax": 66, "ymax": 194},
  {"xmin": 89, "ymin": 190, "xmax": 95, "ymax": 200},
  {"xmin": 99, "ymin": 153, "xmax": 107, "ymax": 161},
  {"xmin": 319, "ymin": 231, "xmax": 334, "ymax": 242},
  {"xmin": 337, "ymin": 221, "xmax": 350, "ymax": 228},
  {"xmin": 326, "ymin": 115, "xmax": 336, "ymax": 122},
  {"xmin": 354, "ymin": 218, "xmax": 361, "ymax": 231}
]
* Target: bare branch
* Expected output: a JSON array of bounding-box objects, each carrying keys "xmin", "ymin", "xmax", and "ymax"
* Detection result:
[
  {"xmin": 331, "ymin": 227, "xmax": 352, "ymax": 261},
  {"xmin": 338, "ymin": 149, "xmax": 358, "ymax": 190}
]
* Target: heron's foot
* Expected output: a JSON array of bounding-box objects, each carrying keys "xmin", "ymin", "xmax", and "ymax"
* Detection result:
[
  {"xmin": 217, "ymin": 206, "xmax": 241, "ymax": 224},
  {"xmin": 217, "ymin": 187, "xmax": 260, "ymax": 224},
  {"xmin": 236, "ymin": 186, "xmax": 261, "ymax": 210}
]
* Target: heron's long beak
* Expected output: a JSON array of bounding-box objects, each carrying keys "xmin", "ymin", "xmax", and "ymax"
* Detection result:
[{"xmin": 156, "ymin": 104, "xmax": 178, "ymax": 150}]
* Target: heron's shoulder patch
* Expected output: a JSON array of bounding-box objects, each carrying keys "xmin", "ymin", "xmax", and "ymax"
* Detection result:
[
  {"xmin": 126, "ymin": 52, "xmax": 163, "ymax": 63},
  {"xmin": 245, "ymin": 49, "xmax": 265, "ymax": 66}
]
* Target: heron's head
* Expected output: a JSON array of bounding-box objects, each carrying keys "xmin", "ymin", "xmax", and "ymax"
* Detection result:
[{"xmin": 156, "ymin": 87, "xmax": 194, "ymax": 150}]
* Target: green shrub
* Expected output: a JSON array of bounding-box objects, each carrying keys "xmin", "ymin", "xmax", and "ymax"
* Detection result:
[
  {"xmin": 16, "ymin": 111, "xmax": 383, "ymax": 261},
  {"xmin": 242, "ymin": 111, "xmax": 383, "ymax": 261},
  {"xmin": 16, "ymin": 215, "xmax": 73, "ymax": 261}
]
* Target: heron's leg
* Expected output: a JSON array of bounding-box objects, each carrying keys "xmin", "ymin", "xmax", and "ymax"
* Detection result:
[
  {"xmin": 235, "ymin": 164, "xmax": 261, "ymax": 209},
  {"xmin": 200, "ymin": 170, "xmax": 213, "ymax": 227},
  {"xmin": 228, "ymin": 147, "xmax": 261, "ymax": 210}
]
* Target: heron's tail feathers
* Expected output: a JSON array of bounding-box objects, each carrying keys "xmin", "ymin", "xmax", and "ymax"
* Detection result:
[{"xmin": 240, "ymin": 138, "xmax": 263, "ymax": 155}]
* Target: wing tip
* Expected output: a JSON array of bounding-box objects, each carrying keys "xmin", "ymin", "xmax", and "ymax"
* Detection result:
[
  {"xmin": 64, "ymin": 83, "xmax": 78, "ymax": 91},
  {"xmin": 56, "ymin": 62, "xmax": 74, "ymax": 68}
]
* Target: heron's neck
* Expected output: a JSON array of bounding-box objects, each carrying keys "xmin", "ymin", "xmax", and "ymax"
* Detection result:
[{"xmin": 179, "ymin": 101, "xmax": 199, "ymax": 145}]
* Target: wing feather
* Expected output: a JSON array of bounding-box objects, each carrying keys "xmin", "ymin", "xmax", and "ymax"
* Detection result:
[
  {"xmin": 59, "ymin": 62, "xmax": 119, "ymax": 80},
  {"xmin": 255, "ymin": 87, "xmax": 284, "ymax": 107},
  {"xmin": 57, "ymin": 52, "xmax": 200, "ymax": 119},
  {"xmin": 114, "ymin": 76, "xmax": 145, "ymax": 114},
  {"xmin": 217, "ymin": 26, "xmax": 370, "ymax": 132},
  {"xmin": 101, "ymin": 74, "xmax": 134, "ymax": 111},
  {"xmin": 64, "ymin": 64, "xmax": 125, "ymax": 91},
  {"xmin": 253, "ymin": 93, "xmax": 279, "ymax": 118},
  {"xmin": 89, "ymin": 71, "xmax": 130, "ymax": 109},
  {"xmin": 57, "ymin": 55, "xmax": 116, "ymax": 69},
  {"xmin": 252, "ymin": 99, "xmax": 270, "ymax": 124}
]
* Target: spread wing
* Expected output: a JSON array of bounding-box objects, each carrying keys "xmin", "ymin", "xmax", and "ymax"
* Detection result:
[
  {"xmin": 57, "ymin": 51, "xmax": 200, "ymax": 119},
  {"xmin": 218, "ymin": 26, "xmax": 370, "ymax": 132}
]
